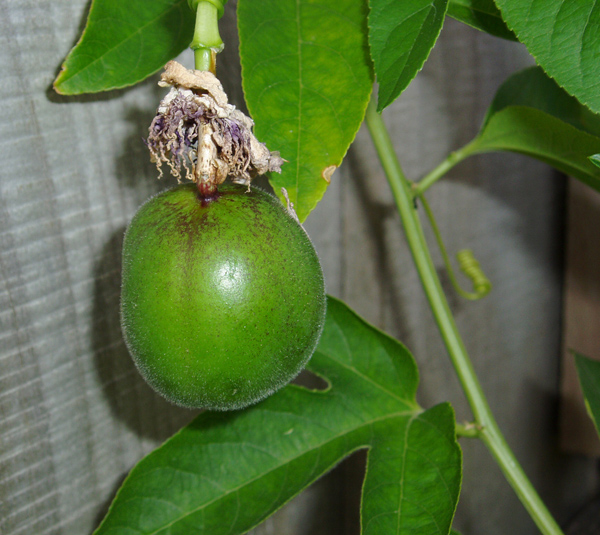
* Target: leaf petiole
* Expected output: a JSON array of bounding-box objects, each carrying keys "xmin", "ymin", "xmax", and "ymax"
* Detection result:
[
  {"xmin": 456, "ymin": 421, "xmax": 482, "ymax": 438},
  {"xmin": 413, "ymin": 140, "xmax": 478, "ymax": 197}
]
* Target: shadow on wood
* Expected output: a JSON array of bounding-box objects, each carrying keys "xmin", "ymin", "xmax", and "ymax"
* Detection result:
[{"xmin": 92, "ymin": 229, "xmax": 198, "ymax": 441}]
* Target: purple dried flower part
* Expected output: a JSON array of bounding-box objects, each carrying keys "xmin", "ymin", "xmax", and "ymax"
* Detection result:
[
  {"xmin": 147, "ymin": 88, "xmax": 207, "ymax": 181},
  {"xmin": 147, "ymin": 61, "xmax": 284, "ymax": 189}
]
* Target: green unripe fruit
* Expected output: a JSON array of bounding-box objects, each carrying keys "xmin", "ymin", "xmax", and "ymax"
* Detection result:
[{"xmin": 120, "ymin": 183, "xmax": 326, "ymax": 411}]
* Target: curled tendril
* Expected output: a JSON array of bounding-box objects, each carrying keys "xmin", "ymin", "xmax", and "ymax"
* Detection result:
[
  {"xmin": 456, "ymin": 249, "xmax": 492, "ymax": 300},
  {"xmin": 420, "ymin": 194, "xmax": 492, "ymax": 301}
]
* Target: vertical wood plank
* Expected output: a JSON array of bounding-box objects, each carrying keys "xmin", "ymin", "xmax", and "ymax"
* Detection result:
[
  {"xmin": 560, "ymin": 178, "xmax": 600, "ymax": 456},
  {"xmin": 1, "ymin": 1, "xmax": 599, "ymax": 535}
]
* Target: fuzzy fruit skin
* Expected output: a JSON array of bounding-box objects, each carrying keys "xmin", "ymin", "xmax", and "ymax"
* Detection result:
[{"xmin": 120, "ymin": 183, "xmax": 326, "ymax": 410}]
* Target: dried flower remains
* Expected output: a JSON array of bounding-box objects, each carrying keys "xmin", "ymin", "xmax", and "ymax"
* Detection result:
[{"xmin": 147, "ymin": 61, "xmax": 284, "ymax": 192}]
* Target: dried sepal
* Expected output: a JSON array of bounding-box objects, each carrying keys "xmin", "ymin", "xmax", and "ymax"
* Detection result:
[{"xmin": 147, "ymin": 61, "xmax": 284, "ymax": 193}]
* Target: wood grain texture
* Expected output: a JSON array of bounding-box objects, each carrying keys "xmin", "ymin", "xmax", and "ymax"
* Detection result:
[
  {"xmin": 560, "ymin": 179, "xmax": 600, "ymax": 456},
  {"xmin": 0, "ymin": 2, "xmax": 199, "ymax": 534},
  {"xmin": 0, "ymin": 1, "xmax": 598, "ymax": 534}
]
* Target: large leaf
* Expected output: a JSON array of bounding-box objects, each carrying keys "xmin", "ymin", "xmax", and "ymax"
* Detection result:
[
  {"xmin": 238, "ymin": 0, "xmax": 374, "ymax": 222},
  {"xmin": 447, "ymin": 0, "xmax": 516, "ymax": 41},
  {"xmin": 94, "ymin": 297, "xmax": 462, "ymax": 535},
  {"xmin": 369, "ymin": 0, "xmax": 449, "ymax": 111},
  {"xmin": 483, "ymin": 66, "xmax": 600, "ymax": 135},
  {"xmin": 574, "ymin": 353, "xmax": 600, "ymax": 438},
  {"xmin": 494, "ymin": 0, "xmax": 600, "ymax": 115},
  {"xmin": 54, "ymin": 0, "xmax": 194, "ymax": 94},
  {"xmin": 468, "ymin": 67, "xmax": 600, "ymax": 192}
]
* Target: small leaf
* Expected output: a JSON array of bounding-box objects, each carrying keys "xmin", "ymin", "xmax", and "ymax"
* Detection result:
[
  {"xmin": 470, "ymin": 66, "xmax": 600, "ymax": 192},
  {"xmin": 94, "ymin": 297, "xmax": 462, "ymax": 535},
  {"xmin": 369, "ymin": 0, "xmax": 449, "ymax": 111},
  {"xmin": 447, "ymin": 0, "xmax": 516, "ymax": 41},
  {"xmin": 574, "ymin": 353, "xmax": 600, "ymax": 439},
  {"xmin": 238, "ymin": 0, "xmax": 373, "ymax": 222},
  {"xmin": 54, "ymin": 0, "xmax": 194, "ymax": 95},
  {"xmin": 590, "ymin": 154, "xmax": 600, "ymax": 169},
  {"xmin": 494, "ymin": 0, "xmax": 600, "ymax": 114}
]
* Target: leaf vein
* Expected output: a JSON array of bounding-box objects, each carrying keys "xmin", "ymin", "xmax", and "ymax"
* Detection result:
[
  {"xmin": 58, "ymin": 1, "xmax": 187, "ymax": 86},
  {"xmin": 315, "ymin": 349, "xmax": 415, "ymax": 406},
  {"xmin": 137, "ymin": 411, "xmax": 413, "ymax": 534}
]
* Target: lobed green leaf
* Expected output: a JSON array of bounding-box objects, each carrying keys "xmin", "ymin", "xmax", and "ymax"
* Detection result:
[
  {"xmin": 447, "ymin": 0, "xmax": 516, "ymax": 41},
  {"xmin": 238, "ymin": 0, "xmax": 374, "ymax": 222},
  {"xmin": 494, "ymin": 0, "xmax": 600, "ymax": 115},
  {"xmin": 94, "ymin": 297, "xmax": 461, "ymax": 535},
  {"xmin": 369, "ymin": 0, "xmax": 449, "ymax": 111},
  {"xmin": 54, "ymin": 0, "xmax": 194, "ymax": 95},
  {"xmin": 574, "ymin": 353, "xmax": 600, "ymax": 439},
  {"xmin": 470, "ymin": 67, "xmax": 600, "ymax": 192}
]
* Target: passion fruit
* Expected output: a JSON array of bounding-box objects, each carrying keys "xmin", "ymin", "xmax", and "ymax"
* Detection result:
[{"xmin": 120, "ymin": 183, "xmax": 326, "ymax": 410}]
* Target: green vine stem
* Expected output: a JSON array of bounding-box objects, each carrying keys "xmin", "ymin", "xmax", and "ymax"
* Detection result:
[
  {"xmin": 365, "ymin": 98, "xmax": 564, "ymax": 535},
  {"xmin": 189, "ymin": 0, "xmax": 226, "ymax": 72}
]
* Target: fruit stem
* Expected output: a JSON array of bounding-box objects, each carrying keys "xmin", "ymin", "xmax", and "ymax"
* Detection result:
[
  {"xmin": 197, "ymin": 181, "xmax": 219, "ymax": 202},
  {"xmin": 189, "ymin": 0, "xmax": 225, "ymax": 73},
  {"xmin": 364, "ymin": 97, "xmax": 564, "ymax": 535}
]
